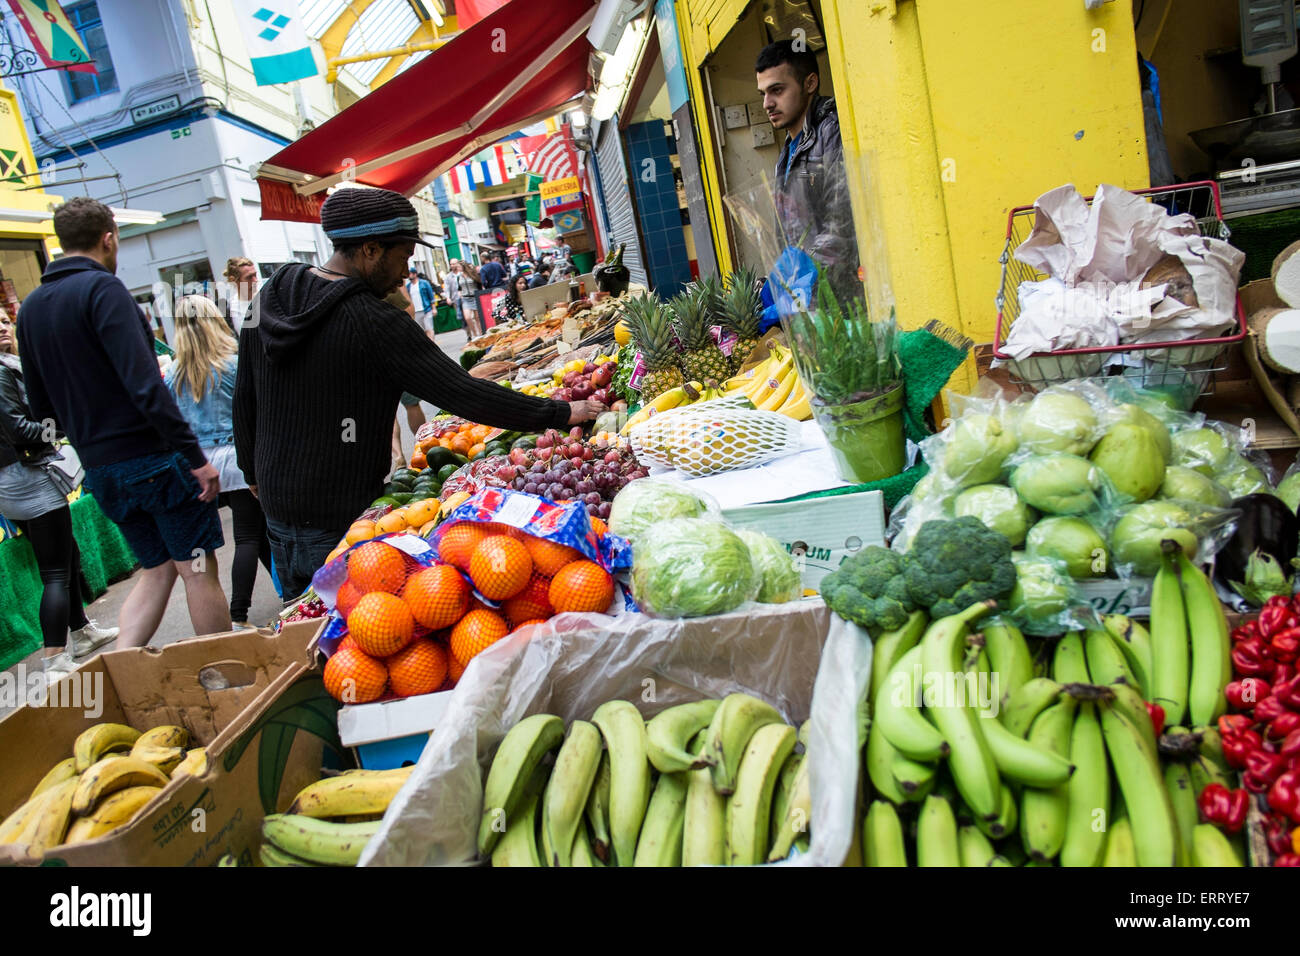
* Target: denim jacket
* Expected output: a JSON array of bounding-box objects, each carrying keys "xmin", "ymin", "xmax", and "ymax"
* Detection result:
[{"xmin": 164, "ymin": 358, "xmax": 237, "ymax": 448}]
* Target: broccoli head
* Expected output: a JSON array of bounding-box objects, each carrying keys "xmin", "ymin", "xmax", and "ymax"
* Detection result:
[
  {"xmin": 902, "ymin": 516, "xmax": 1017, "ymax": 618},
  {"xmin": 821, "ymin": 546, "xmax": 916, "ymax": 632}
]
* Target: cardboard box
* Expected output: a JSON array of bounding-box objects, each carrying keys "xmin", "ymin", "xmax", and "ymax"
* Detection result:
[
  {"xmin": 1075, "ymin": 577, "xmax": 1154, "ymax": 619},
  {"xmin": 337, "ymin": 691, "xmax": 452, "ymax": 770},
  {"xmin": 0, "ymin": 620, "xmax": 338, "ymax": 866},
  {"xmin": 721, "ymin": 490, "xmax": 886, "ymax": 590}
]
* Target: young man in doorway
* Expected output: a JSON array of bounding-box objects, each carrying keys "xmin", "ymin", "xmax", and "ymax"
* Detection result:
[{"xmin": 756, "ymin": 39, "xmax": 859, "ymax": 296}]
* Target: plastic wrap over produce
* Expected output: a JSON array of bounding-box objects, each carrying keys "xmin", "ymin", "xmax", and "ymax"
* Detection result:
[{"xmin": 358, "ymin": 600, "xmax": 871, "ymax": 867}]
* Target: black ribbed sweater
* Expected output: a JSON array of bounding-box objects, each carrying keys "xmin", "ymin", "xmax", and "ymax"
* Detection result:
[{"xmin": 234, "ymin": 264, "xmax": 569, "ymax": 529}]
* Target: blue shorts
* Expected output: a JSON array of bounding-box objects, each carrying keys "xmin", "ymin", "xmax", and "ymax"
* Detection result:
[{"xmin": 83, "ymin": 452, "xmax": 224, "ymax": 569}]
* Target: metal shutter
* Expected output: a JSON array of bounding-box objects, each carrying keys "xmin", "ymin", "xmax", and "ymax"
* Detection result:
[{"xmin": 594, "ymin": 118, "xmax": 647, "ymax": 288}]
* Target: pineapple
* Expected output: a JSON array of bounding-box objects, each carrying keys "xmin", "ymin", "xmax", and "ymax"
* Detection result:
[
  {"xmin": 620, "ymin": 292, "xmax": 684, "ymax": 401},
  {"xmin": 719, "ymin": 267, "xmax": 764, "ymax": 372},
  {"xmin": 668, "ymin": 284, "xmax": 729, "ymax": 386}
]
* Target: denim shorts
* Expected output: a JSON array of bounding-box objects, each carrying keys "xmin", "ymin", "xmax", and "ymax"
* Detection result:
[{"xmin": 83, "ymin": 451, "xmax": 224, "ymax": 569}]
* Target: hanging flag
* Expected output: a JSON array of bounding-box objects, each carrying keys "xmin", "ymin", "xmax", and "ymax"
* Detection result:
[
  {"xmin": 232, "ymin": 0, "xmax": 318, "ymax": 86},
  {"xmin": 5, "ymin": 0, "xmax": 95, "ymax": 73},
  {"xmin": 455, "ymin": 0, "xmax": 510, "ymax": 30},
  {"xmin": 526, "ymin": 132, "xmax": 576, "ymax": 184}
]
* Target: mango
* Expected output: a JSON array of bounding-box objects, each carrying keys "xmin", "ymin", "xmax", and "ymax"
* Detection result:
[
  {"xmin": 1010, "ymin": 455, "xmax": 1106, "ymax": 515},
  {"xmin": 1026, "ymin": 517, "xmax": 1108, "ymax": 579},
  {"xmin": 1089, "ymin": 423, "xmax": 1165, "ymax": 502},
  {"xmin": 1159, "ymin": 466, "xmax": 1232, "ymax": 509},
  {"xmin": 1017, "ymin": 390, "xmax": 1098, "ymax": 456},
  {"xmin": 954, "ymin": 484, "xmax": 1035, "ymax": 547},
  {"xmin": 1109, "ymin": 501, "xmax": 1199, "ymax": 577},
  {"xmin": 942, "ymin": 413, "xmax": 1018, "ymax": 487}
]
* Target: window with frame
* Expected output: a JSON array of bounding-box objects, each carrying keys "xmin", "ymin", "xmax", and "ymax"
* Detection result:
[{"xmin": 60, "ymin": 1, "xmax": 119, "ymax": 105}]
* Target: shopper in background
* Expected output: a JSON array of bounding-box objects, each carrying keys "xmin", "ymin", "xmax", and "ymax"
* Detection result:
[
  {"xmin": 0, "ymin": 314, "xmax": 118, "ymax": 677},
  {"xmin": 756, "ymin": 39, "xmax": 858, "ymax": 297},
  {"xmin": 165, "ymin": 295, "xmax": 273, "ymax": 628},
  {"xmin": 18, "ymin": 197, "xmax": 230, "ymax": 648},
  {"xmin": 405, "ymin": 267, "xmax": 437, "ymax": 338},
  {"xmin": 447, "ymin": 259, "xmax": 483, "ymax": 340},
  {"xmin": 234, "ymin": 187, "xmax": 604, "ymax": 597},
  {"xmin": 478, "ymin": 251, "xmax": 507, "ymax": 290},
  {"xmin": 492, "ymin": 273, "xmax": 530, "ymax": 325},
  {"xmin": 529, "ymin": 263, "xmax": 552, "ymax": 288},
  {"xmin": 223, "ymin": 257, "xmax": 260, "ymax": 334}
]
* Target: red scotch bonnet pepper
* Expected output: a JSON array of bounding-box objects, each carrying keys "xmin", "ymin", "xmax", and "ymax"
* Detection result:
[
  {"xmin": 1269, "ymin": 769, "xmax": 1300, "ymax": 824},
  {"xmin": 1224, "ymin": 677, "xmax": 1270, "ymax": 711},
  {"xmin": 1232, "ymin": 636, "xmax": 1276, "ymax": 678},
  {"xmin": 1196, "ymin": 783, "xmax": 1249, "ymax": 834}
]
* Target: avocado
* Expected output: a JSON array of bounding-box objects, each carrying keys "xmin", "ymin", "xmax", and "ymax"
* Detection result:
[
  {"xmin": 423, "ymin": 447, "xmax": 460, "ymax": 471},
  {"xmin": 390, "ymin": 492, "xmax": 415, "ymax": 505},
  {"xmin": 511, "ymin": 435, "xmax": 538, "ymax": 451},
  {"xmin": 437, "ymin": 464, "xmax": 459, "ymax": 483}
]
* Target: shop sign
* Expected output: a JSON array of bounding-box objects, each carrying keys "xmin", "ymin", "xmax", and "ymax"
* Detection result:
[
  {"xmin": 540, "ymin": 175, "xmax": 582, "ymax": 213},
  {"xmin": 131, "ymin": 95, "xmax": 182, "ymax": 125}
]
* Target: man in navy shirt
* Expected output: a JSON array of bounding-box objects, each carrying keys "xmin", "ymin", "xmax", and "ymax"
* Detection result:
[
  {"xmin": 18, "ymin": 198, "xmax": 230, "ymax": 648},
  {"xmin": 477, "ymin": 252, "xmax": 507, "ymax": 290}
]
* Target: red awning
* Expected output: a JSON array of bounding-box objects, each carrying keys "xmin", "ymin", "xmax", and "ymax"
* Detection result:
[{"xmin": 257, "ymin": 0, "xmax": 596, "ymax": 221}]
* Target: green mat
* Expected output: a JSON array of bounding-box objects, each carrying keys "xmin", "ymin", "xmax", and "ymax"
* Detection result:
[
  {"xmin": 0, "ymin": 494, "xmax": 138, "ymax": 671},
  {"xmin": 784, "ymin": 321, "xmax": 969, "ymax": 512},
  {"xmin": 1225, "ymin": 208, "xmax": 1300, "ymax": 283}
]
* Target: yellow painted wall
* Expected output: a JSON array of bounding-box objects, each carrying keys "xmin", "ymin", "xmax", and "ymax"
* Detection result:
[
  {"xmin": 0, "ymin": 85, "xmax": 57, "ymax": 247},
  {"xmin": 676, "ymin": 0, "xmax": 1150, "ymax": 398}
]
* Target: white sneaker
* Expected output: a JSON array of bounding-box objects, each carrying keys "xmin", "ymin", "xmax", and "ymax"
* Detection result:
[
  {"xmin": 70, "ymin": 620, "xmax": 119, "ymax": 659},
  {"xmin": 42, "ymin": 652, "xmax": 77, "ymax": 679}
]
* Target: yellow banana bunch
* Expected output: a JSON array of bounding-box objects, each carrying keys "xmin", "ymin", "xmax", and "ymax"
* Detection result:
[
  {"xmin": 620, "ymin": 382, "xmax": 703, "ymax": 436},
  {"xmin": 746, "ymin": 355, "xmax": 795, "ymax": 408},
  {"xmin": 774, "ymin": 373, "xmax": 812, "ymax": 421}
]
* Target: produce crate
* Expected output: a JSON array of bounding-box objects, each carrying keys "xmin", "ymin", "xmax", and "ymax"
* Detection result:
[
  {"xmin": 992, "ymin": 181, "xmax": 1247, "ymax": 398},
  {"xmin": 355, "ymin": 602, "xmax": 870, "ymax": 867},
  {"xmin": 0, "ymin": 620, "xmax": 335, "ymax": 866}
]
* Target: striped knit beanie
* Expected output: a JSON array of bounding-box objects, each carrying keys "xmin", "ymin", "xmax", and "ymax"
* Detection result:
[{"xmin": 320, "ymin": 187, "xmax": 431, "ymax": 247}]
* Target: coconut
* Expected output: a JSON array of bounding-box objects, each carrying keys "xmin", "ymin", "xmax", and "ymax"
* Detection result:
[
  {"xmin": 1017, "ymin": 390, "xmax": 1099, "ymax": 456},
  {"xmin": 1270, "ymin": 239, "xmax": 1300, "ymax": 308},
  {"xmin": 1026, "ymin": 517, "xmax": 1108, "ymax": 579},
  {"xmin": 1249, "ymin": 307, "xmax": 1300, "ymax": 374},
  {"xmin": 1089, "ymin": 423, "xmax": 1166, "ymax": 503},
  {"xmin": 953, "ymin": 484, "xmax": 1035, "ymax": 547}
]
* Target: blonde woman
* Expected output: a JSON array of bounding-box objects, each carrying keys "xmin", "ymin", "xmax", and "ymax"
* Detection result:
[{"xmin": 165, "ymin": 295, "xmax": 272, "ymax": 626}]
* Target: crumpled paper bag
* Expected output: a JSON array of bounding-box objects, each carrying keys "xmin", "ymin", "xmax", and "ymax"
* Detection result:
[
  {"xmin": 1005, "ymin": 183, "xmax": 1244, "ymax": 358},
  {"xmin": 358, "ymin": 600, "xmax": 870, "ymax": 867}
]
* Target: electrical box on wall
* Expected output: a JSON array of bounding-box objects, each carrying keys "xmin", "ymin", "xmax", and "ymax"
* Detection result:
[
  {"xmin": 752, "ymin": 125, "xmax": 775, "ymax": 148},
  {"xmin": 745, "ymin": 101, "xmax": 766, "ymax": 126},
  {"xmin": 723, "ymin": 104, "xmax": 749, "ymax": 129}
]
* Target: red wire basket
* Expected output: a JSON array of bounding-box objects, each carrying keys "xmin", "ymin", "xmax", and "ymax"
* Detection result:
[{"xmin": 991, "ymin": 181, "xmax": 1247, "ymax": 399}]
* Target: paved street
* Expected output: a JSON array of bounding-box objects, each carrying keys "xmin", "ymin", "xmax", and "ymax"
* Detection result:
[{"xmin": 0, "ymin": 328, "xmax": 468, "ymax": 720}]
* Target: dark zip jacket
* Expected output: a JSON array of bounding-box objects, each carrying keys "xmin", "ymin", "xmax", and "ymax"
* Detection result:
[
  {"xmin": 16, "ymin": 256, "xmax": 204, "ymax": 470},
  {"xmin": 774, "ymin": 95, "xmax": 859, "ymax": 287},
  {"xmin": 234, "ymin": 263, "xmax": 570, "ymax": 529}
]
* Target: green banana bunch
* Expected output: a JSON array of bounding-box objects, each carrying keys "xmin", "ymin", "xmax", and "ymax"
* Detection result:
[
  {"xmin": 682, "ymin": 730, "xmax": 726, "ymax": 866},
  {"xmin": 1102, "ymin": 614, "xmax": 1152, "ymax": 697},
  {"xmin": 1059, "ymin": 701, "xmax": 1109, "ymax": 868},
  {"xmin": 1163, "ymin": 761, "xmax": 1197, "ymax": 867},
  {"xmin": 919, "ymin": 602, "xmax": 1001, "ymax": 820},
  {"xmin": 1098, "ymin": 699, "xmax": 1178, "ymax": 867},
  {"xmin": 477, "ymin": 714, "xmax": 564, "ymax": 857},
  {"xmin": 704, "ymin": 693, "xmax": 784, "ymax": 795},
  {"xmin": 999, "ymin": 677, "xmax": 1064, "ymax": 737},
  {"xmin": 916, "ymin": 794, "xmax": 960, "ymax": 867},
  {"xmin": 983, "ymin": 620, "xmax": 1034, "ymax": 700},
  {"xmin": 541, "ymin": 720, "xmax": 603, "ymax": 867},
  {"xmin": 261, "ymin": 815, "xmax": 381, "ymax": 866},
  {"xmin": 874, "ymin": 645, "xmax": 949, "ymax": 762},
  {"xmin": 491, "ymin": 766, "xmax": 548, "ymax": 867},
  {"xmin": 862, "ymin": 800, "xmax": 907, "ymax": 867},
  {"xmin": 634, "ymin": 771, "xmax": 689, "ymax": 866},
  {"xmin": 1149, "ymin": 547, "xmax": 1190, "ymax": 725},
  {"xmin": 1190, "ymin": 823, "xmax": 1242, "ymax": 867},
  {"xmin": 868, "ymin": 611, "xmax": 928, "ymax": 705},
  {"xmin": 725, "ymin": 722, "xmax": 796, "ymax": 866},
  {"xmin": 591, "ymin": 701, "xmax": 652, "ymax": 867},
  {"xmin": 768, "ymin": 751, "xmax": 812, "ymax": 862},
  {"xmin": 645, "ymin": 700, "xmax": 720, "ymax": 774},
  {"xmin": 957, "ymin": 824, "xmax": 998, "ymax": 867},
  {"xmin": 1019, "ymin": 695, "xmax": 1078, "ymax": 862},
  {"xmin": 864, "ymin": 720, "xmax": 909, "ymax": 805},
  {"xmin": 1173, "ymin": 547, "xmax": 1230, "ymax": 727}
]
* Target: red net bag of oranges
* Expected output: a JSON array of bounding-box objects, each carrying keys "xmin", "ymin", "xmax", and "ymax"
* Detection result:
[{"xmin": 313, "ymin": 490, "xmax": 630, "ymax": 706}]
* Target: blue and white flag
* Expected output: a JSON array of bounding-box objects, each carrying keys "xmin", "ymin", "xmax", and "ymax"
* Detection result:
[{"xmin": 233, "ymin": 1, "xmax": 318, "ymax": 86}]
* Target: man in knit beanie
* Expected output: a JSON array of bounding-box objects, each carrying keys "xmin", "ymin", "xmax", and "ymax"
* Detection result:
[{"xmin": 233, "ymin": 187, "xmax": 605, "ymax": 599}]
